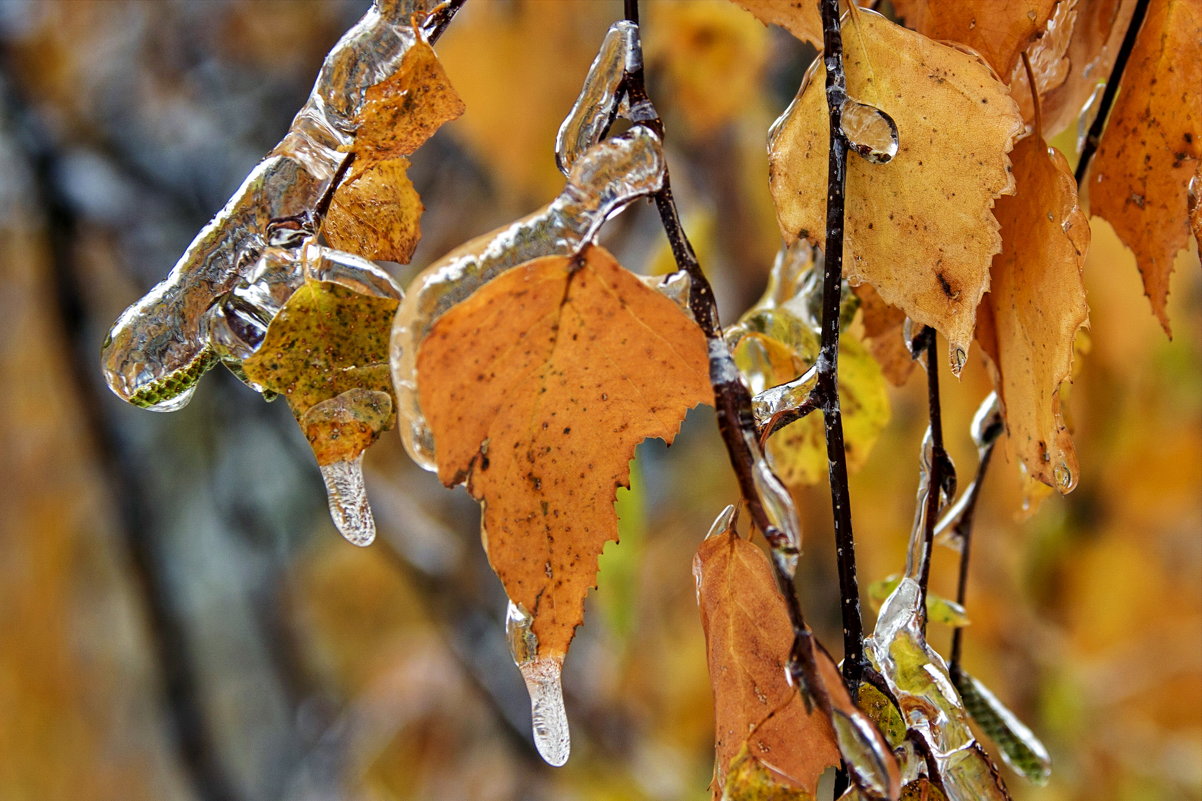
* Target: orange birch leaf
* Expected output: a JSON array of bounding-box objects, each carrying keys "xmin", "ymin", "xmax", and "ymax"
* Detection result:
[
  {"xmin": 417, "ymin": 245, "xmax": 710, "ymax": 661},
  {"xmin": 770, "ymin": 9, "xmax": 1024, "ymax": 373},
  {"xmin": 892, "ymin": 0, "xmax": 1058, "ymax": 78},
  {"xmin": 1088, "ymin": 0, "xmax": 1201, "ymax": 335},
  {"xmin": 1189, "ymin": 163, "xmax": 1202, "ymax": 253},
  {"xmin": 1006, "ymin": 0, "xmax": 1077, "ymax": 127},
  {"xmin": 695, "ymin": 528, "xmax": 899, "ymax": 800},
  {"xmin": 728, "ymin": 0, "xmax": 824, "ymax": 47},
  {"xmin": 981, "ymin": 136, "xmax": 1089, "ymax": 492}
]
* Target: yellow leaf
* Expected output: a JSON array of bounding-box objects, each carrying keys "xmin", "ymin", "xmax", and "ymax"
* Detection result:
[
  {"xmin": 892, "ymin": 0, "xmax": 1058, "ymax": 78},
  {"xmin": 242, "ymin": 281, "xmax": 399, "ymax": 466},
  {"xmin": 728, "ymin": 0, "xmax": 823, "ymax": 47},
  {"xmin": 769, "ymin": 8, "xmax": 1024, "ymax": 372},
  {"xmin": 417, "ymin": 245, "xmax": 710, "ymax": 660}
]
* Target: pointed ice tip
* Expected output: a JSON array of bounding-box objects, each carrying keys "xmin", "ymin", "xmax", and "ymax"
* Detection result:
[
  {"xmin": 318, "ymin": 457, "xmax": 376, "ymax": 546},
  {"xmin": 519, "ymin": 656, "xmax": 571, "ymax": 767}
]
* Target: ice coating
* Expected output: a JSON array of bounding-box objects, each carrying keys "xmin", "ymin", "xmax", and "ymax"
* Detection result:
[
  {"xmin": 319, "ymin": 455, "xmax": 376, "ymax": 546},
  {"xmin": 101, "ymin": 0, "xmax": 427, "ymax": 409},
  {"xmin": 555, "ymin": 21, "xmax": 641, "ymax": 174},
  {"xmin": 506, "ymin": 601, "xmax": 571, "ymax": 766},
  {"xmin": 751, "ymin": 445, "xmax": 802, "ymax": 573},
  {"xmin": 864, "ymin": 432, "xmax": 1007, "ymax": 800},
  {"xmin": 831, "ymin": 708, "xmax": 895, "ymax": 800},
  {"xmin": 935, "ymin": 393, "xmax": 1002, "ymax": 550},
  {"xmin": 205, "ymin": 238, "xmax": 402, "ymax": 382},
  {"xmin": 391, "ymin": 126, "xmax": 666, "ymax": 469}
]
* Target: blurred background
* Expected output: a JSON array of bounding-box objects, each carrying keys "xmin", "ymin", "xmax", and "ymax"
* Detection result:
[{"xmin": 0, "ymin": 1, "xmax": 1198, "ymax": 800}]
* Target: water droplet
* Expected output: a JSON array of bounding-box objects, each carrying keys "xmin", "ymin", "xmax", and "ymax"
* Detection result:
[
  {"xmin": 841, "ymin": 99, "xmax": 899, "ymax": 164},
  {"xmin": 144, "ymin": 383, "xmax": 199, "ymax": 413},
  {"xmin": 1053, "ymin": 462, "xmax": 1076, "ymax": 492},
  {"xmin": 318, "ymin": 455, "xmax": 375, "ymax": 546},
  {"xmin": 519, "ymin": 657, "xmax": 571, "ymax": 767}
]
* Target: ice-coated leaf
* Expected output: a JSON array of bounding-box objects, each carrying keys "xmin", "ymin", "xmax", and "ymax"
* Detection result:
[
  {"xmin": 342, "ymin": 35, "xmax": 465, "ymax": 164},
  {"xmin": 1005, "ymin": 0, "xmax": 1076, "ymax": 127},
  {"xmin": 769, "ymin": 8, "xmax": 1025, "ymax": 374},
  {"xmin": 727, "ymin": 0, "xmax": 823, "ymax": 47},
  {"xmin": 1042, "ymin": 0, "xmax": 1132, "ymax": 139},
  {"xmin": 868, "ymin": 574, "xmax": 971, "ymax": 628},
  {"xmin": 892, "ymin": 0, "xmax": 1058, "ymax": 78},
  {"xmin": 1087, "ymin": 0, "xmax": 1201, "ymax": 334},
  {"xmin": 325, "ymin": 157, "xmax": 423, "ymax": 263},
  {"xmin": 954, "ymin": 670, "xmax": 1052, "ymax": 786},
  {"xmin": 100, "ymin": 1, "xmax": 441, "ymax": 409},
  {"xmin": 417, "ymin": 244, "xmax": 709, "ymax": 663},
  {"xmin": 242, "ymin": 281, "xmax": 399, "ymax": 462},
  {"xmin": 694, "ymin": 527, "xmax": 900, "ymax": 800},
  {"xmin": 977, "ymin": 136, "xmax": 1088, "ymax": 493}
]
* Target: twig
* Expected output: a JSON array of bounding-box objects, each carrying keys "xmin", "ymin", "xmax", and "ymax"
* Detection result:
[
  {"xmin": 423, "ymin": 0, "xmax": 469, "ymax": 44},
  {"xmin": 1074, "ymin": 0, "xmax": 1151, "ymax": 185},
  {"xmin": 1020, "ymin": 51, "xmax": 1043, "ymax": 143},
  {"xmin": 622, "ymin": 0, "xmax": 829, "ymax": 716},
  {"xmin": 916, "ymin": 326, "xmax": 951, "ymax": 634},
  {"xmin": 757, "ymin": 395, "xmax": 821, "ymax": 447},
  {"xmin": 815, "ymin": 0, "xmax": 867, "ymax": 692}
]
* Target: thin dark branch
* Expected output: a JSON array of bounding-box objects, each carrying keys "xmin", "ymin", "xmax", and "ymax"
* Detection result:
[
  {"xmin": 1074, "ymin": 0, "xmax": 1151, "ymax": 185},
  {"xmin": 948, "ymin": 431, "xmax": 1001, "ymax": 682},
  {"xmin": 424, "ymin": 0, "xmax": 469, "ymax": 44},
  {"xmin": 815, "ymin": 0, "xmax": 866, "ymax": 693},
  {"xmin": 622, "ymin": 0, "xmax": 829, "ymax": 717},
  {"xmin": 917, "ymin": 326, "xmax": 950, "ymax": 635}
]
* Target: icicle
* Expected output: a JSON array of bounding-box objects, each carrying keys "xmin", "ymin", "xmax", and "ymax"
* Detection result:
[
  {"xmin": 391, "ymin": 127, "xmax": 666, "ymax": 469},
  {"xmin": 319, "ymin": 454, "xmax": 376, "ymax": 546},
  {"xmin": 841, "ymin": 99, "xmax": 899, "ymax": 164},
  {"xmin": 555, "ymin": 21, "xmax": 640, "ymax": 174},
  {"xmin": 102, "ymin": 0, "xmax": 428, "ymax": 409},
  {"xmin": 935, "ymin": 393, "xmax": 1001, "ymax": 550},
  {"xmin": 1076, "ymin": 83, "xmax": 1105, "ymax": 155},
  {"xmin": 751, "ymin": 365, "xmax": 818, "ymax": 426},
  {"xmin": 705, "ymin": 504, "xmax": 738, "ymax": 540},
  {"xmin": 506, "ymin": 601, "xmax": 571, "ymax": 766}
]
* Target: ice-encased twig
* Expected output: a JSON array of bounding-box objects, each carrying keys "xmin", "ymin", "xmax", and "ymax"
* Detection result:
[
  {"xmin": 101, "ymin": 1, "xmax": 431, "ymax": 409},
  {"xmin": 864, "ymin": 433, "xmax": 1009, "ymax": 800},
  {"xmin": 554, "ymin": 21, "xmax": 641, "ymax": 174},
  {"xmin": 390, "ymin": 127, "xmax": 666, "ymax": 469}
]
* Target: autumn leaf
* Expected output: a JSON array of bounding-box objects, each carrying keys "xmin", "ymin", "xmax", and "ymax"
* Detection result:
[
  {"xmin": 242, "ymin": 280, "xmax": 399, "ymax": 466},
  {"xmin": 1190, "ymin": 163, "xmax": 1202, "ymax": 253},
  {"xmin": 727, "ymin": 0, "xmax": 823, "ymax": 48},
  {"xmin": 853, "ymin": 283, "xmax": 916, "ymax": 386},
  {"xmin": 977, "ymin": 136, "xmax": 1088, "ymax": 492},
  {"xmin": 1086, "ymin": 0, "xmax": 1201, "ymax": 334},
  {"xmin": 417, "ymin": 245, "xmax": 710, "ymax": 661},
  {"xmin": 694, "ymin": 528, "xmax": 838, "ymax": 798},
  {"xmin": 324, "ymin": 36, "xmax": 464, "ymax": 262},
  {"xmin": 1041, "ymin": 0, "xmax": 1133, "ymax": 137},
  {"xmin": 694, "ymin": 527, "xmax": 900, "ymax": 800},
  {"xmin": 325, "ymin": 157, "xmax": 423, "ymax": 263},
  {"xmin": 892, "ymin": 0, "xmax": 1057, "ymax": 78},
  {"xmin": 770, "ymin": 8, "xmax": 1025, "ymax": 373},
  {"xmin": 1005, "ymin": 0, "xmax": 1075, "ymax": 126}
]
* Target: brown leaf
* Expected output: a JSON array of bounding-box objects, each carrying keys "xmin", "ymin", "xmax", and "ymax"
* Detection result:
[
  {"xmin": 417, "ymin": 245, "xmax": 710, "ymax": 660},
  {"xmin": 854, "ymin": 283, "xmax": 916, "ymax": 386},
  {"xmin": 770, "ymin": 8, "xmax": 1024, "ymax": 372},
  {"xmin": 1006, "ymin": 0, "xmax": 1076, "ymax": 127},
  {"xmin": 242, "ymin": 281, "xmax": 399, "ymax": 465},
  {"xmin": 694, "ymin": 529, "xmax": 839, "ymax": 798},
  {"xmin": 893, "ymin": 0, "xmax": 1058, "ymax": 77},
  {"xmin": 979, "ymin": 136, "xmax": 1089, "ymax": 492},
  {"xmin": 1087, "ymin": 0, "xmax": 1201, "ymax": 334},
  {"xmin": 324, "ymin": 157, "xmax": 423, "ymax": 263},
  {"xmin": 728, "ymin": 0, "xmax": 823, "ymax": 47},
  {"xmin": 349, "ymin": 36, "xmax": 465, "ymax": 163}
]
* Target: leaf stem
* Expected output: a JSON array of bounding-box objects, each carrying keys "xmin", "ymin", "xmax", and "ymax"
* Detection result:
[
  {"xmin": 1074, "ymin": 0, "xmax": 1151, "ymax": 186},
  {"xmin": 622, "ymin": 0, "xmax": 830, "ymax": 716},
  {"xmin": 816, "ymin": 0, "xmax": 867, "ymax": 692}
]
